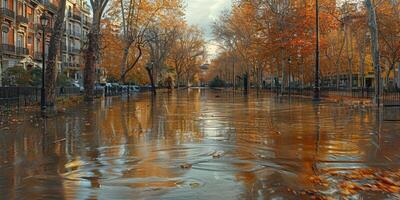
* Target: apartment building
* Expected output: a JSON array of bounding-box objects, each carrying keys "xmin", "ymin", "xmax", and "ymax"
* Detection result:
[
  {"xmin": 62, "ymin": 0, "xmax": 90, "ymax": 85},
  {"xmin": 0, "ymin": 0, "xmax": 91, "ymax": 86}
]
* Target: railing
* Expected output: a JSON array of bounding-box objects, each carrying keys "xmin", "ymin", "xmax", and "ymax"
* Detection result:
[
  {"xmin": 83, "ymin": 20, "xmax": 91, "ymax": 26},
  {"xmin": 61, "ymin": 62, "xmax": 80, "ymax": 68},
  {"xmin": 34, "ymin": 51, "xmax": 47, "ymax": 60},
  {"xmin": 69, "ymin": 31, "xmax": 81, "ymax": 37},
  {"xmin": 16, "ymin": 15, "xmax": 28, "ymax": 24},
  {"xmin": 16, "ymin": 47, "xmax": 29, "ymax": 55},
  {"xmin": 1, "ymin": 44, "xmax": 15, "ymax": 54},
  {"xmin": 41, "ymin": 0, "xmax": 58, "ymax": 12},
  {"xmin": 383, "ymin": 88, "xmax": 400, "ymax": 107},
  {"xmin": 0, "ymin": 87, "xmax": 81, "ymax": 108},
  {"xmin": 73, "ymin": 14, "xmax": 81, "ymax": 21},
  {"xmin": 0, "ymin": 8, "xmax": 15, "ymax": 19},
  {"xmin": 265, "ymin": 86, "xmax": 376, "ymax": 99},
  {"xmin": 34, "ymin": 23, "xmax": 53, "ymax": 32},
  {"xmin": 69, "ymin": 48, "xmax": 81, "ymax": 54},
  {"xmin": 61, "ymin": 45, "xmax": 67, "ymax": 52}
]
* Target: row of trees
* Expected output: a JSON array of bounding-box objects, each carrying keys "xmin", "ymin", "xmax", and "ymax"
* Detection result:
[
  {"xmin": 44, "ymin": 0, "xmax": 206, "ymax": 112},
  {"xmin": 100, "ymin": 0, "xmax": 206, "ymax": 89},
  {"xmin": 209, "ymin": 0, "xmax": 398, "ymax": 102}
]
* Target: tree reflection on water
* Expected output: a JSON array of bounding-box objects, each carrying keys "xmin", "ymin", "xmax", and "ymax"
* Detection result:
[{"xmin": 1, "ymin": 89, "xmax": 400, "ymax": 199}]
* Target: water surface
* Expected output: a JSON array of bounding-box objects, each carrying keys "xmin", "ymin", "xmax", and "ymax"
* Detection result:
[{"xmin": 1, "ymin": 89, "xmax": 400, "ymax": 199}]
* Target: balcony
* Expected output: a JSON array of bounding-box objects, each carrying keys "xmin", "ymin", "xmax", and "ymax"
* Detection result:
[
  {"xmin": 16, "ymin": 47, "xmax": 29, "ymax": 55},
  {"xmin": 0, "ymin": 8, "xmax": 15, "ymax": 19},
  {"xmin": 83, "ymin": 20, "xmax": 91, "ymax": 27},
  {"xmin": 73, "ymin": 14, "xmax": 81, "ymax": 21},
  {"xmin": 34, "ymin": 51, "xmax": 47, "ymax": 60},
  {"xmin": 34, "ymin": 23, "xmax": 53, "ymax": 32},
  {"xmin": 1, "ymin": 44, "xmax": 15, "ymax": 54},
  {"xmin": 62, "ymin": 62, "xmax": 80, "ymax": 69},
  {"xmin": 41, "ymin": 0, "xmax": 58, "ymax": 12},
  {"xmin": 68, "ymin": 48, "xmax": 81, "ymax": 54},
  {"xmin": 16, "ymin": 15, "xmax": 29, "ymax": 24},
  {"xmin": 61, "ymin": 45, "xmax": 67, "ymax": 52},
  {"xmin": 68, "ymin": 31, "xmax": 81, "ymax": 38}
]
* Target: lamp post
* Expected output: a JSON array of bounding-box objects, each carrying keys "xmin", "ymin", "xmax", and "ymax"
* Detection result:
[
  {"xmin": 313, "ymin": 0, "xmax": 321, "ymax": 101},
  {"xmin": 288, "ymin": 57, "xmax": 292, "ymax": 98},
  {"xmin": 40, "ymin": 13, "xmax": 49, "ymax": 111}
]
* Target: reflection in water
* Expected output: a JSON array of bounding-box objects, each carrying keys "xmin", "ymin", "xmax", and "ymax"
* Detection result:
[{"xmin": 1, "ymin": 89, "xmax": 400, "ymax": 199}]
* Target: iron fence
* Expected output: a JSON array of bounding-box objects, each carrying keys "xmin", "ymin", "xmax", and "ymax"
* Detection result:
[
  {"xmin": 265, "ymin": 87, "xmax": 377, "ymax": 99},
  {"xmin": 383, "ymin": 89, "xmax": 400, "ymax": 107},
  {"xmin": 0, "ymin": 87, "xmax": 81, "ymax": 108}
]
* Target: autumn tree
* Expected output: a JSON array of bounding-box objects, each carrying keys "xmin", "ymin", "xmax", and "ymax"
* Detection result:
[
  {"xmin": 44, "ymin": 0, "xmax": 67, "ymax": 113},
  {"xmin": 169, "ymin": 25, "xmax": 205, "ymax": 88},
  {"xmin": 84, "ymin": 0, "xmax": 110, "ymax": 101}
]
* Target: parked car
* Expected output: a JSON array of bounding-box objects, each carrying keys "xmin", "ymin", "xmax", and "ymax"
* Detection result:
[
  {"xmin": 128, "ymin": 85, "xmax": 140, "ymax": 92},
  {"xmin": 72, "ymin": 82, "xmax": 84, "ymax": 92},
  {"xmin": 94, "ymin": 83, "xmax": 105, "ymax": 95}
]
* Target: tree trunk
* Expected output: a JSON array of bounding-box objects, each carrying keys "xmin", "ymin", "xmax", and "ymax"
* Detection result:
[
  {"xmin": 176, "ymin": 72, "xmax": 180, "ymax": 89},
  {"xmin": 84, "ymin": 10, "xmax": 101, "ymax": 101},
  {"xmin": 146, "ymin": 66, "xmax": 156, "ymax": 93},
  {"xmin": 120, "ymin": 46, "xmax": 129, "ymax": 84},
  {"xmin": 45, "ymin": 0, "xmax": 67, "ymax": 112},
  {"xmin": 280, "ymin": 48, "xmax": 285, "ymax": 95},
  {"xmin": 366, "ymin": 0, "xmax": 381, "ymax": 105},
  {"xmin": 397, "ymin": 63, "xmax": 400, "ymax": 88}
]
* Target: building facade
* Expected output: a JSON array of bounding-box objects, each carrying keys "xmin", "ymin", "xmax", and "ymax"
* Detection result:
[{"xmin": 0, "ymin": 0, "xmax": 91, "ymax": 86}]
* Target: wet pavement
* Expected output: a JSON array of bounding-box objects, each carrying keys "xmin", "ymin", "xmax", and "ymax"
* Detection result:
[{"xmin": 1, "ymin": 89, "xmax": 400, "ymax": 199}]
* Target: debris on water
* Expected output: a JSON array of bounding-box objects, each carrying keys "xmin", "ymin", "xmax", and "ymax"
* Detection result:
[
  {"xmin": 53, "ymin": 138, "xmax": 66, "ymax": 144},
  {"xmin": 180, "ymin": 163, "xmax": 192, "ymax": 169},
  {"xmin": 309, "ymin": 168, "xmax": 400, "ymax": 197},
  {"xmin": 209, "ymin": 151, "xmax": 224, "ymax": 158},
  {"xmin": 190, "ymin": 182, "xmax": 201, "ymax": 189}
]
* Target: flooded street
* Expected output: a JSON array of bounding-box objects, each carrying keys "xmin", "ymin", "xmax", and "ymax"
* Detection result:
[{"xmin": 1, "ymin": 89, "xmax": 400, "ymax": 199}]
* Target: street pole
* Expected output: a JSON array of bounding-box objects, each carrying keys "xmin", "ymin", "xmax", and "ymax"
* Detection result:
[
  {"xmin": 313, "ymin": 0, "xmax": 321, "ymax": 101},
  {"xmin": 40, "ymin": 13, "xmax": 48, "ymax": 112},
  {"xmin": 41, "ymin": 27, "xmax": 46, "ymax": 111}
]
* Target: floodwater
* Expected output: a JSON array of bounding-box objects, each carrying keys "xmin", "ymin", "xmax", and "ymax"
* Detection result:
[{"xmin": 1, "ymin": 89, "xmax": 400, "ymax": 199}]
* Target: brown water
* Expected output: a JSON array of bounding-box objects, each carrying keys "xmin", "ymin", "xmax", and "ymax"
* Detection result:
[{"xmin": 1, "ymin": 89, "xmax": 400, "ymax": 199}]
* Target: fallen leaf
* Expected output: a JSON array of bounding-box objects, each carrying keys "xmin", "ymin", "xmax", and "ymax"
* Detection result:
[{"xmin": 180, "ymin": 163, "xmax": 192, "ymax": 169}]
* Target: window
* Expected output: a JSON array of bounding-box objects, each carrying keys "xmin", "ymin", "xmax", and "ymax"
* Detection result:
[
  {"xmin": 17, "ymin": 33, "xmax": 24, "ymax": 48},
  {"xmin": 68, "ymin": 22, "xmax": 72, "ymax": 34},
  {"xmin": 2, "ymin": 0, "xmax": 7, "ymax": 9},
  {"xmin": 68, "ymin": 6, "xmax": 72, "ymax": 16},
  {"xmin": 28, "ymin": 36, "xmax": 33, "ymax": 44},
  {"xmin": 2, "ymin": 29, "xmax": 8, "ymax": 44},
  {"xmin": 17, "ymin": 2, "xmax": 22, "ymax": 15},
  {"xmin": 45, "ymin": 42, "xmax": 49, "ymax": 55}
]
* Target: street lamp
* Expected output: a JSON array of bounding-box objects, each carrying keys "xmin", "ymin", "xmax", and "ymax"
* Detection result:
[
  {"xmin": 313, "ymin": 0, "xmax": 321, "ymax": 101},
  {"xmin": 288, "ymin": 57, "xmax": 292, "ymax": 98},
  {"xmin": 40, "ymin": 13, "xmax": 49, "ymax": 111}
]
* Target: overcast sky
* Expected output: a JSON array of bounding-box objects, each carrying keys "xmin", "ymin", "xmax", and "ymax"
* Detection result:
[{"xmin": 185, "ymin": 0, "xmax": 232, "ymax": 60}]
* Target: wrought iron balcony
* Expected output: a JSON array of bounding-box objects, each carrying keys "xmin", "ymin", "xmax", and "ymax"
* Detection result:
[
  {"xmin": 61, "ymin": 45, "xmax": 67, "ymax": 52},
  {"xmin": 73, "ymin": 14, "xmax": 81, "ymax": 21},
  {"xmin": 0, "ymin": 8, "xmax": 14, "ymax": 19},
  {"xmin": 40, "ymin": 0, "xmax": 58, "ymax": 12},
  {"xmin": 68, "ymin": 48, "xmax": 81, "ymax": 54},
  {"xmin": 16, "ymin": 15, "xmax": 29, "ymax": 24},
  {"xmin": 34, "ymin": 51, "xmax": 47, "ymax": 60},
  {"xmin": 16, "ymin": 47, "xmax": 29, "ymax": 55},
  {"xmin": 1, "ymin": 44, "xmax": 15, "ymax": 54},
  {"xmin": 34, "ymin": 23, "xmax": 53, "ymax": 32},
  {"xmin": 83, "ymin": 20, "xmax": 91, "ymax": 27}
]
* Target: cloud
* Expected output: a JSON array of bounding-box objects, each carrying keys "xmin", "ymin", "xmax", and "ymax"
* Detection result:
[{"xmin": 185, "ymin": 0, "xmax": 232, "ymax": 58}]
